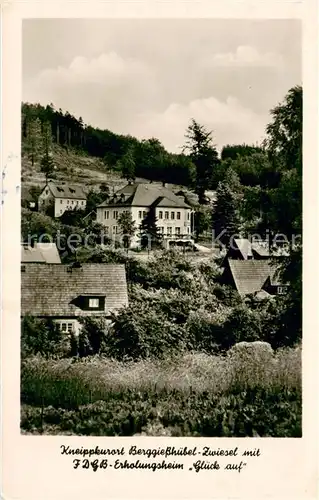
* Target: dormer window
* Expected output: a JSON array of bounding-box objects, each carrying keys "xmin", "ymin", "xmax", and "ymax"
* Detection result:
[
  {"xmin": 89, "ymin": 298, "xmax": 99, "ymax": 308},
  {"xmin": 70, "ymin": 294, "xmax": 105, "ymax": 311}
]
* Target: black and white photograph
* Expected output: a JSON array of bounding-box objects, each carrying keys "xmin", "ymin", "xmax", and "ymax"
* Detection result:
[{"xmin": 20, "ymin": 18, "xmax": 302, "ymax": 438}]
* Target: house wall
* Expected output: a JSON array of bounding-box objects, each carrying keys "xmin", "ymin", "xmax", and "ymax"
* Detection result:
[
  {"xmin": 96, "ymin": 205, "xmax": 192, "ymax": 248},
  {"xmin": 38, "ymin": 186, "xmax": 87, "ymax": 218},
  {"xmin": 54, "ymin": 198, "xmax": 87, "ymax": 218},
  {"xmin": 38, "ymin": 186, "xmax": 54, "ymax": 213},
  {"xmin": 96, "ymin": 206, "xmax": 135, "ymax": 241},
  {"xmin": 154, "ymin": 207, "xmax": 191, "ymax": 239}
]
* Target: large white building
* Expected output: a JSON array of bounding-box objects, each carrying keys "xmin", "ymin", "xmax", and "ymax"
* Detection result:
[
  {"xmin": 38, "ymin": 182, "xmax": 87, "ymax": 218},
  {"xmin": 96, "ymin": 183, "xmax": 194, "ymax": 248}
]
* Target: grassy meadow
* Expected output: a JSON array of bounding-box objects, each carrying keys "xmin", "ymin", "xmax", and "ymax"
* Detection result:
[{"xmin": 21, "ymin": 346, "xmax": 301, "ymax": 437}]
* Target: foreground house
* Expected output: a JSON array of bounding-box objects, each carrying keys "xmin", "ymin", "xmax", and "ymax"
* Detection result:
[
  {"xmin": 38, "ymin": 182, "xmax": 87, "ymax": 218},
  {"xmin": 21, "ymin": 242, "xmax": 61, "ymax": 264},
  {"xmin": 221, "ymin": 259, "xmax": 288, "ymax": 297},
  {"xmin": 96, "ymin": 182, "xmax": 193, "ymax": 248},
  {"xmin": 21, "ymin": 262, "xmax": 129, "ymax": 335}
]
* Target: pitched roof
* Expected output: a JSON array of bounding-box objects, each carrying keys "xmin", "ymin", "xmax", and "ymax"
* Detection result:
[
  {"xmin": 21, "ymin": 243, "xmax": 61, "ymax": 264},
  {"xmin": 227, "ymin": 259, "xmax": 280, "ymax": 295},
  {"xmin": 21, "ymin": 246, "xmax": 46, "ymax": 263},
  {"xmin": 46, "ymin": 182, "xmax": 87, "ymax": 200},
  {"xmin": 231, "ymin": 238, "xmax": 289, "ymax": 259},
  {"xmin": 234, "ymin": 239, "xmax": 253, "ymax": 259},
  {"xmin": 252, "ymin": 241, "xmax": 289, "ymax": 258},
  {"xmin": 98, "ymin": 183, "xmax": 191, "ymax": 209},
  {"xmin": 21, "ymin": 263, "xmax": 128, "ymax": 317}
]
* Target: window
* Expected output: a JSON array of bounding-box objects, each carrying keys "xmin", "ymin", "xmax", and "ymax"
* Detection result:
[
  {"xmin": 159, "ymin": 226, "xmax": 164, "ymax": 234},
  {"xmin": 175, "ymin": 227, "xmax": 181, "ymax": 235},
  {"xmin": 171, "ymin": 212, "xmax": 175, "ymax": 220},
  {"xmin": 187, "ymin": 227, "xmax": 190, "ymax": 233},
  {"xmin": 60, "ymin": 200, "xmax": 63, "ymax": 204},
  {"xmin": 159, "ymin": 211, "xmax": 163, "ymax": 219},
  {"xmin": 46, "ymin": 189, "xmax": 49, "ymax": 194},
  {"xmin": 60, "ymin": 209, "xmax": 63, "ymax": 214},
  {"xmin": 113, "ymin": 211, "xmax": 118, "ymax": 219},
  {"xmin": 104, "ymin": 210, "xmax": 110, "ymax": 220},
  {"xmin": 277, "ymin": 286, "xmax": 286, "ymax": 295},
  {"xmin": 105, "ymin": 227, "xmax": 109, "ymax": 234},
  {"xmin": 187, "ymin": 212, "xmax": 190, "ymax": 220},
  {"xmin": 89, "ymin": 298, "xmax": 99, "ymax": 308},
  {"xmin": 61, "ymin": 323, "xmax": 67, "ymax": 332},
  {"xmin": 71, "ymin": 200, "xmax": 74, "ymax": 205},
  {"xmin": 177, "ymin": 212, "xmax": 181, "ymax": 220},
  {"xmin": 138, "ymin": 211, "xmax": 142, "ymax": 219},
  {"xmin": 165, "ymin": 211, "xmax": 169, "ymax": 220},
  {"xmin": 112, "ymin": 225, "xmax": 117, "ymax": 234},
  {"xmin": 76, "ymin": 200, "xmax": 79, "ymax": 205},
  {"xmin": 167, "ymin": 227, "xmax": 172, "ymax": 235},
  {"xmin": 67, "ymin": 199, "xmax": 69, "ymax": 204},
  {"xmin": 82, "ymin": 201, "xmax": 85, "ymax": 205},
  {"xmin": 143, "ymin": 211, "xmax": 146, "ymax": 218},
  {"xmin": 67, "ymin": 323, "xmax": 73, "ymax": 333}
]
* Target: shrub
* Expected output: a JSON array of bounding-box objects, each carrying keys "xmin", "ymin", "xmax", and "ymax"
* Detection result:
[
  {"xmin": 109, "ymin": 305, "xmax": 188, "ymax": 360},
  {"xmin": 21, "ymin": 316, "xmax": 68, "ymax": 359}
]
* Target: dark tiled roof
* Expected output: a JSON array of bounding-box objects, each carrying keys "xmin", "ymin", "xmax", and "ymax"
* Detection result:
[
  {"xmin": 227, "ymin": 259, "xmax": 280, "ymax": 295},
  {"xmin": 21, "ymin": 243, "xmax": 61, "ymax": 264},
  {"xmin": 46, "ymin": 182, "xmax": 87, "ymax": 200},
  {"xmin": 98, "ymin": 183, "xmax": 191, "ymax": 209},
  {"xmin": 21, "ymin": 263, "xmax": 128, "ymax": 317}
]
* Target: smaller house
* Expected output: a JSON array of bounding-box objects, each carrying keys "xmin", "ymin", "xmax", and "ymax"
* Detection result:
[
  {"xmin": 38, "ymin": 182, "xmax": 87, "ymax": 218},
  {"xmin": 21, "ymin": 242, "xmax": 61, "ymax": 264},
  {"xmin": 221, "ymin": 258, "xmax": 287, "ymax": 297},
  {"xmin": 21, "ymin": 262, "xmax": 129, "ymax": 335}
]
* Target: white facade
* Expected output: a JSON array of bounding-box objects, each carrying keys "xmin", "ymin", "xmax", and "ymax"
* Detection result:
[
  {"xmin": 96, "ymin": 204, "xmax": 192, "ymax": 248},
  {"xmin": 38, "ymin": 185, "xmax": 87, "ymax": 218},
  {"xmin": 53, "ymin": 197, "xmax": 86, "ymax": 218}
]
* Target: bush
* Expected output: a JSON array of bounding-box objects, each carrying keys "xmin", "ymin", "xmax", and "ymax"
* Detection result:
[
  {"xmin": 21, "ymin": 316, "xmax": 68, "ymax": 359},
  {"xmin": 109, "ymin": 304, "xmax": 188, "ymax": 360}
]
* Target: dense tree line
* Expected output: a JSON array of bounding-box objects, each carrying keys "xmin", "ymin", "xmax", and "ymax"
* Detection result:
[{"xmin": 22, "ymin": 102, "xmax": 196, "ymax": 187}]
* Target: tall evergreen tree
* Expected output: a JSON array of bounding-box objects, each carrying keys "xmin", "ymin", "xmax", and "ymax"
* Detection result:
[
  {"xmin": 139, "ymin": 207, "xmax": 162, "ymax": 249},
  {"xmin": 25, "ymin": 118, "xmax": 42, "ymax": 166},
  {"xmin": 40, "ymin": 121, "xmax": 55, "ymax": 181},
  {"xmin": 212, "ymin": 181, "xmax": 240, "ymax": 248},
  {"xmin": 118, "ymin": 211, "xmax": 136, "ymax": 249},
  {"xmin": 184, "ymin": 119, "xmax": 220, "ymax": 203}
]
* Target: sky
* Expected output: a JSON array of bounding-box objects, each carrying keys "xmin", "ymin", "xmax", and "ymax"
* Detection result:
[{"xmin": 22, "ymin": 19, "xmax": 301, "ymax": 153}]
